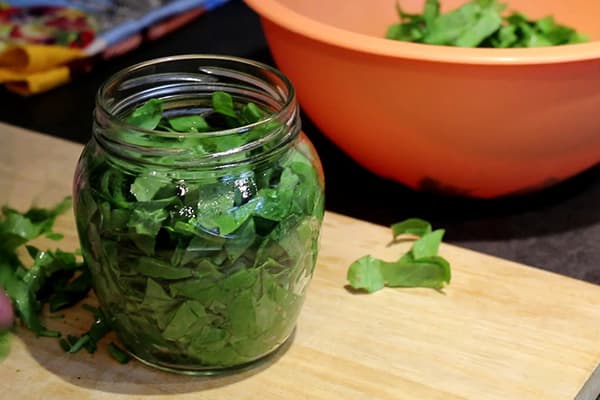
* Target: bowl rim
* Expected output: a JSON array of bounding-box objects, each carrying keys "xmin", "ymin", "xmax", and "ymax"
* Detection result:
[{"xmin": 244, "ymin": 0, "xmax": 600, "ymax": 65}]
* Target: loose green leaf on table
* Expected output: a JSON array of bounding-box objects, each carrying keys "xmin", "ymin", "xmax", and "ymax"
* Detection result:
[
  {"xmin": 107, "ymin": 342, "xmax": 131, "ymax": 364},
  {"xmin": 0, "ymin": 331, "xmax": 10, "ymax": 362},
  {"xmin": 48, "ymin": 268, "xmax": 92, "ymax": 312},
  {"xmin": 411, "ymin": 229, "xmax": 445, "ymax": 259},
  {"xmin": 0, "ymin": 198, "xmax": 91, "ymax": 337},
  {"xmin": 346, "ymin": 255, "xmax": 385, "ymax": 293},
  {"xmin": 0, "ymin": 197, "xmax": 72, "ymax": 253},
  {"xmin": 65, "ymin": 304, "xmax": 111, "ymax": 354},
  {"xmin": 0, "ymin": 197, "xmax": 128, "ymax": 364},
  {"xmin": 347, "ymin": 218, "xmax": 451, "ymax": 293},
  {"xmin": 391, "ymin": 217, "xmax": 432, "ymax": 239}
]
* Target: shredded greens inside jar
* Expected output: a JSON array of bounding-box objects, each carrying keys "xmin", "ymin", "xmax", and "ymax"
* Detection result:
[{"xmin": 74, "ymin": 91, "xmax": 324, "ymax": 369}]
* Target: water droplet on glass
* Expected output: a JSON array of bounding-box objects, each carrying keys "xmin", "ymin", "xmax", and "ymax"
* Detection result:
[
  {"xmin": 176, "ymin": 181, "xmax": 189, "ymax": 197},
  {"xmin": 178, "ymin": 206, "xmax": 196, "ymax": 219}
]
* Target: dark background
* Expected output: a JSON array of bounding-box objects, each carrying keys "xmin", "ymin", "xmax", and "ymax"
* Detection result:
[{"xmin": 1, "ymin": 0, "xmax": 599, "ymax": 282}]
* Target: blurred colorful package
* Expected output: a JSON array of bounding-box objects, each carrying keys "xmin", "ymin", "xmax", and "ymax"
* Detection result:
[{"xmin": 0, "ymin": 0, "xmax": 230, "ymax": 95}]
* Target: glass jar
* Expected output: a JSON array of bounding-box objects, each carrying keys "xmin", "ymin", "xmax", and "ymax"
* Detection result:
[{"xmin": 73, "ymin": 55, "xmax": 325, "ymax": 374}]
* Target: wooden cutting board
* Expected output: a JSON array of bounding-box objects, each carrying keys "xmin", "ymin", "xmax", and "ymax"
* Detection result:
[{"xmin": 1, "ymin": 122, "xmax": 600, "ymax": 400}]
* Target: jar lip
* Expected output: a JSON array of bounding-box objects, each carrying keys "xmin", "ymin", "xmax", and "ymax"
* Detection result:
[{"xmin": 95, "ymin": 54, "xmax": 297, "ymax": 139}]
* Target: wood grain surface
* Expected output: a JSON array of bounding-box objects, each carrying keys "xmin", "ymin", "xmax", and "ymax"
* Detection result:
[{"xmin": 1, "ymin": 122, "xmax": 600, "ymax": 399}]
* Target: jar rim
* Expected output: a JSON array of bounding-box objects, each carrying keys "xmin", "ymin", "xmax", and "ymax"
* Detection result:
[{"xmin": 96, "ymin": 54, "xmax": 297, "ymax": 139}]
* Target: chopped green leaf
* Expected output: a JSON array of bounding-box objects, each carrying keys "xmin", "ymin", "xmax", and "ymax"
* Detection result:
[
  {"xmin": 58, "ymin": 338, "xmax": 70, "ymax": 352},
  {"xmin": 0, "ymin": 198, "xmax": 85, "ymax": 337},
  {"xmin": 133, "ymin": 257, "xmax": 193, "ymax": 280},
  {"xmin": 67, "ymin": 305, "xmax": 111, "ymax": 354},
  {"xmin": 68, "ymin": 335, "xmax": 90, "ymax": 353},
  {"xmin": 391, "ymin": 217, "xmax": 432, "ymax": 239},
  {"xmin": 346, "ymin": 255, "xmax": 385, "ymax": 293},
  {"xmin": 0, "ymin": 332, "xmax": 10, "ymax": 362},
  {"xmin": 127, "ymin": 98, "xmax": 163, "ymax": 130},
  {"xmin": 107, "ymin": 342, "xmax": 130, "ymax": 364},
  {"xmin": 411, "ymin": 229, "xmax": 445, "ymax": 259},
  {"xmin": 0, "ymin": 197, "xmax": 72, "ymax": 253},
  {"xmin": 45, "ymin": 232, "xmax": 64, "ymax": 241},
  {"xmin": 48, "ymin": 268, "xmax": 92, "ymax": 312},
  {"xmin": 130, "ymin": 175, "xmax": 164, "ymax": 202},
  {"xmin": 240, "ymin": 102, "xmax": 265, "ymax": 124},
  {"xmin": 211, "ymin": 91, "xmax": 237, "ymax": 119},
  {"xmin": 127, "ymin": 204, "xmax": 169, "ymax": 237},
  {"xmin": 168, "ymin": 115, "xmax": 210, "ymax": 132},
  {"xmin": 491, "ymin": 24, "xmax": 518, "ymax": 47},
  {"xmin": 454, "ymin": 7, "xmax": 502, "ymax": 47},
  {"xmin": 423, "ymin": 0, "xmax": 440, "ymax": 28},
  {"xmin": 162, "ymin": 301, "xmax": 208, "ymax": 340},
  {"xmin": 424, "ymin": 1, "xmax": 480, "ymax": 45},
  {"xmin": 380, "ymin": 256, "xmax": 451, "ymax": 289},
  {"xmin": 347, "ymin": 219, "xmax": 451, "ymax": 293}
]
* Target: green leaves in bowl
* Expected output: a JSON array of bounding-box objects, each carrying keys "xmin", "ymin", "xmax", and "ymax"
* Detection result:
[
  {"xmin": 386, "ymin": 0, "xmax": 588, "ymax": 48},
  {"xmin": 347, "ymin": 218, "xmax": 451, "ymax": 293}
]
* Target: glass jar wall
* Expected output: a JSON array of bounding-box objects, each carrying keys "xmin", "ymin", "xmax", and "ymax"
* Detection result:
[{"xmin": 73, "ymin": 55, "xmax": 325, "ymax": 374}]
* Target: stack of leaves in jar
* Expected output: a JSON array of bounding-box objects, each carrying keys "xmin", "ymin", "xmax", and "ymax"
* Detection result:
[{"xmin": 75, "ymin": 91, "xmax": 324, "ymax": 367}]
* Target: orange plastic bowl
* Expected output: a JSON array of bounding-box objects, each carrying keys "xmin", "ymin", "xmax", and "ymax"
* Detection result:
[{"xmin": 244, "ymin": 0, "xmax": 600, "ymax": 198}]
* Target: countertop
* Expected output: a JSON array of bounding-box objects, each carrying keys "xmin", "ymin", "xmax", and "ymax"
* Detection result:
[
  {"xmin": 0, "ymin": 0, "xmax": 599, "ymax": 283},
  {"xmin": 3, "ymin": 124, "xmax": 600, "ymax": 399}
]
